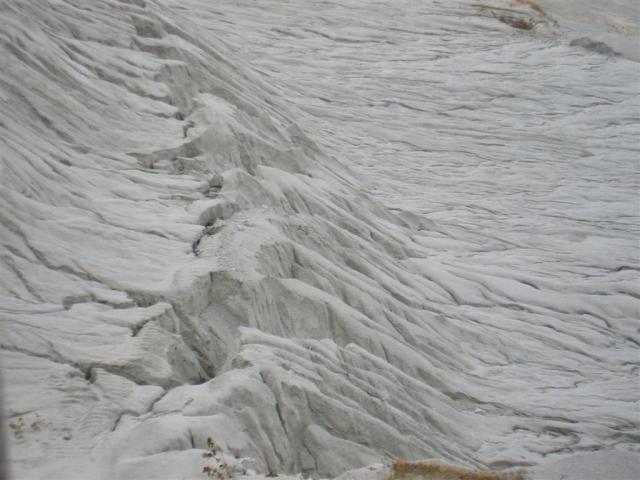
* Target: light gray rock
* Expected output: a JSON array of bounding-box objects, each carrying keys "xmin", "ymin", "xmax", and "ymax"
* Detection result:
[{"xmin": 1, "ymin": 1, "xmax": 638, "ymax": 479}]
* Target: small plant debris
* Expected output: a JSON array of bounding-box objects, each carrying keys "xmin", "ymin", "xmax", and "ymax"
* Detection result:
[
  {"xmin": 8, "ymin": 415, "xmax": 47, "ymax": 437},
  {"xmin": 31, "ymin": 419, "xmax": 45, "ymax": 430},
  {"xmin": 207, "ymin": 437, "xmax": 222, "ymax": 454},
  {"xmin": 9, "ymin": 417, "xmax": 25, "ymax": 436},
  {"xmin": 202, "ymin": 436, "xmax": 244, "ymax": 479}
]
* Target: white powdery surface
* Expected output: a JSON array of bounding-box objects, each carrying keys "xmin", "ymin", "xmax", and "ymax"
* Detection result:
[{"xmin": 1, "ymin": 1, "xmax": 638, "ymax": 479}]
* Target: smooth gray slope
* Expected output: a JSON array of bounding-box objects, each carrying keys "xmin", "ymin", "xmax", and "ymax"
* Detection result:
[{"xmin": 1, "ymin": 0, "xmax": 638, "ymax": 479}]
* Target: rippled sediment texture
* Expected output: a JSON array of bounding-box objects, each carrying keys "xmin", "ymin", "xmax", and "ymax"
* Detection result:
[{"xmin": 1, "ymin": 0, "xmax": 638, "ymax": 479}]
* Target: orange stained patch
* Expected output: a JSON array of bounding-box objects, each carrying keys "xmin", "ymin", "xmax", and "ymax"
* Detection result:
[
  {"xmin": 388, "ymin": 460, "xmax": 526, "ymax": 480},
  {"xmin": 513, "ymin": 0, "xmax": 545, "ymax": 15}
]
